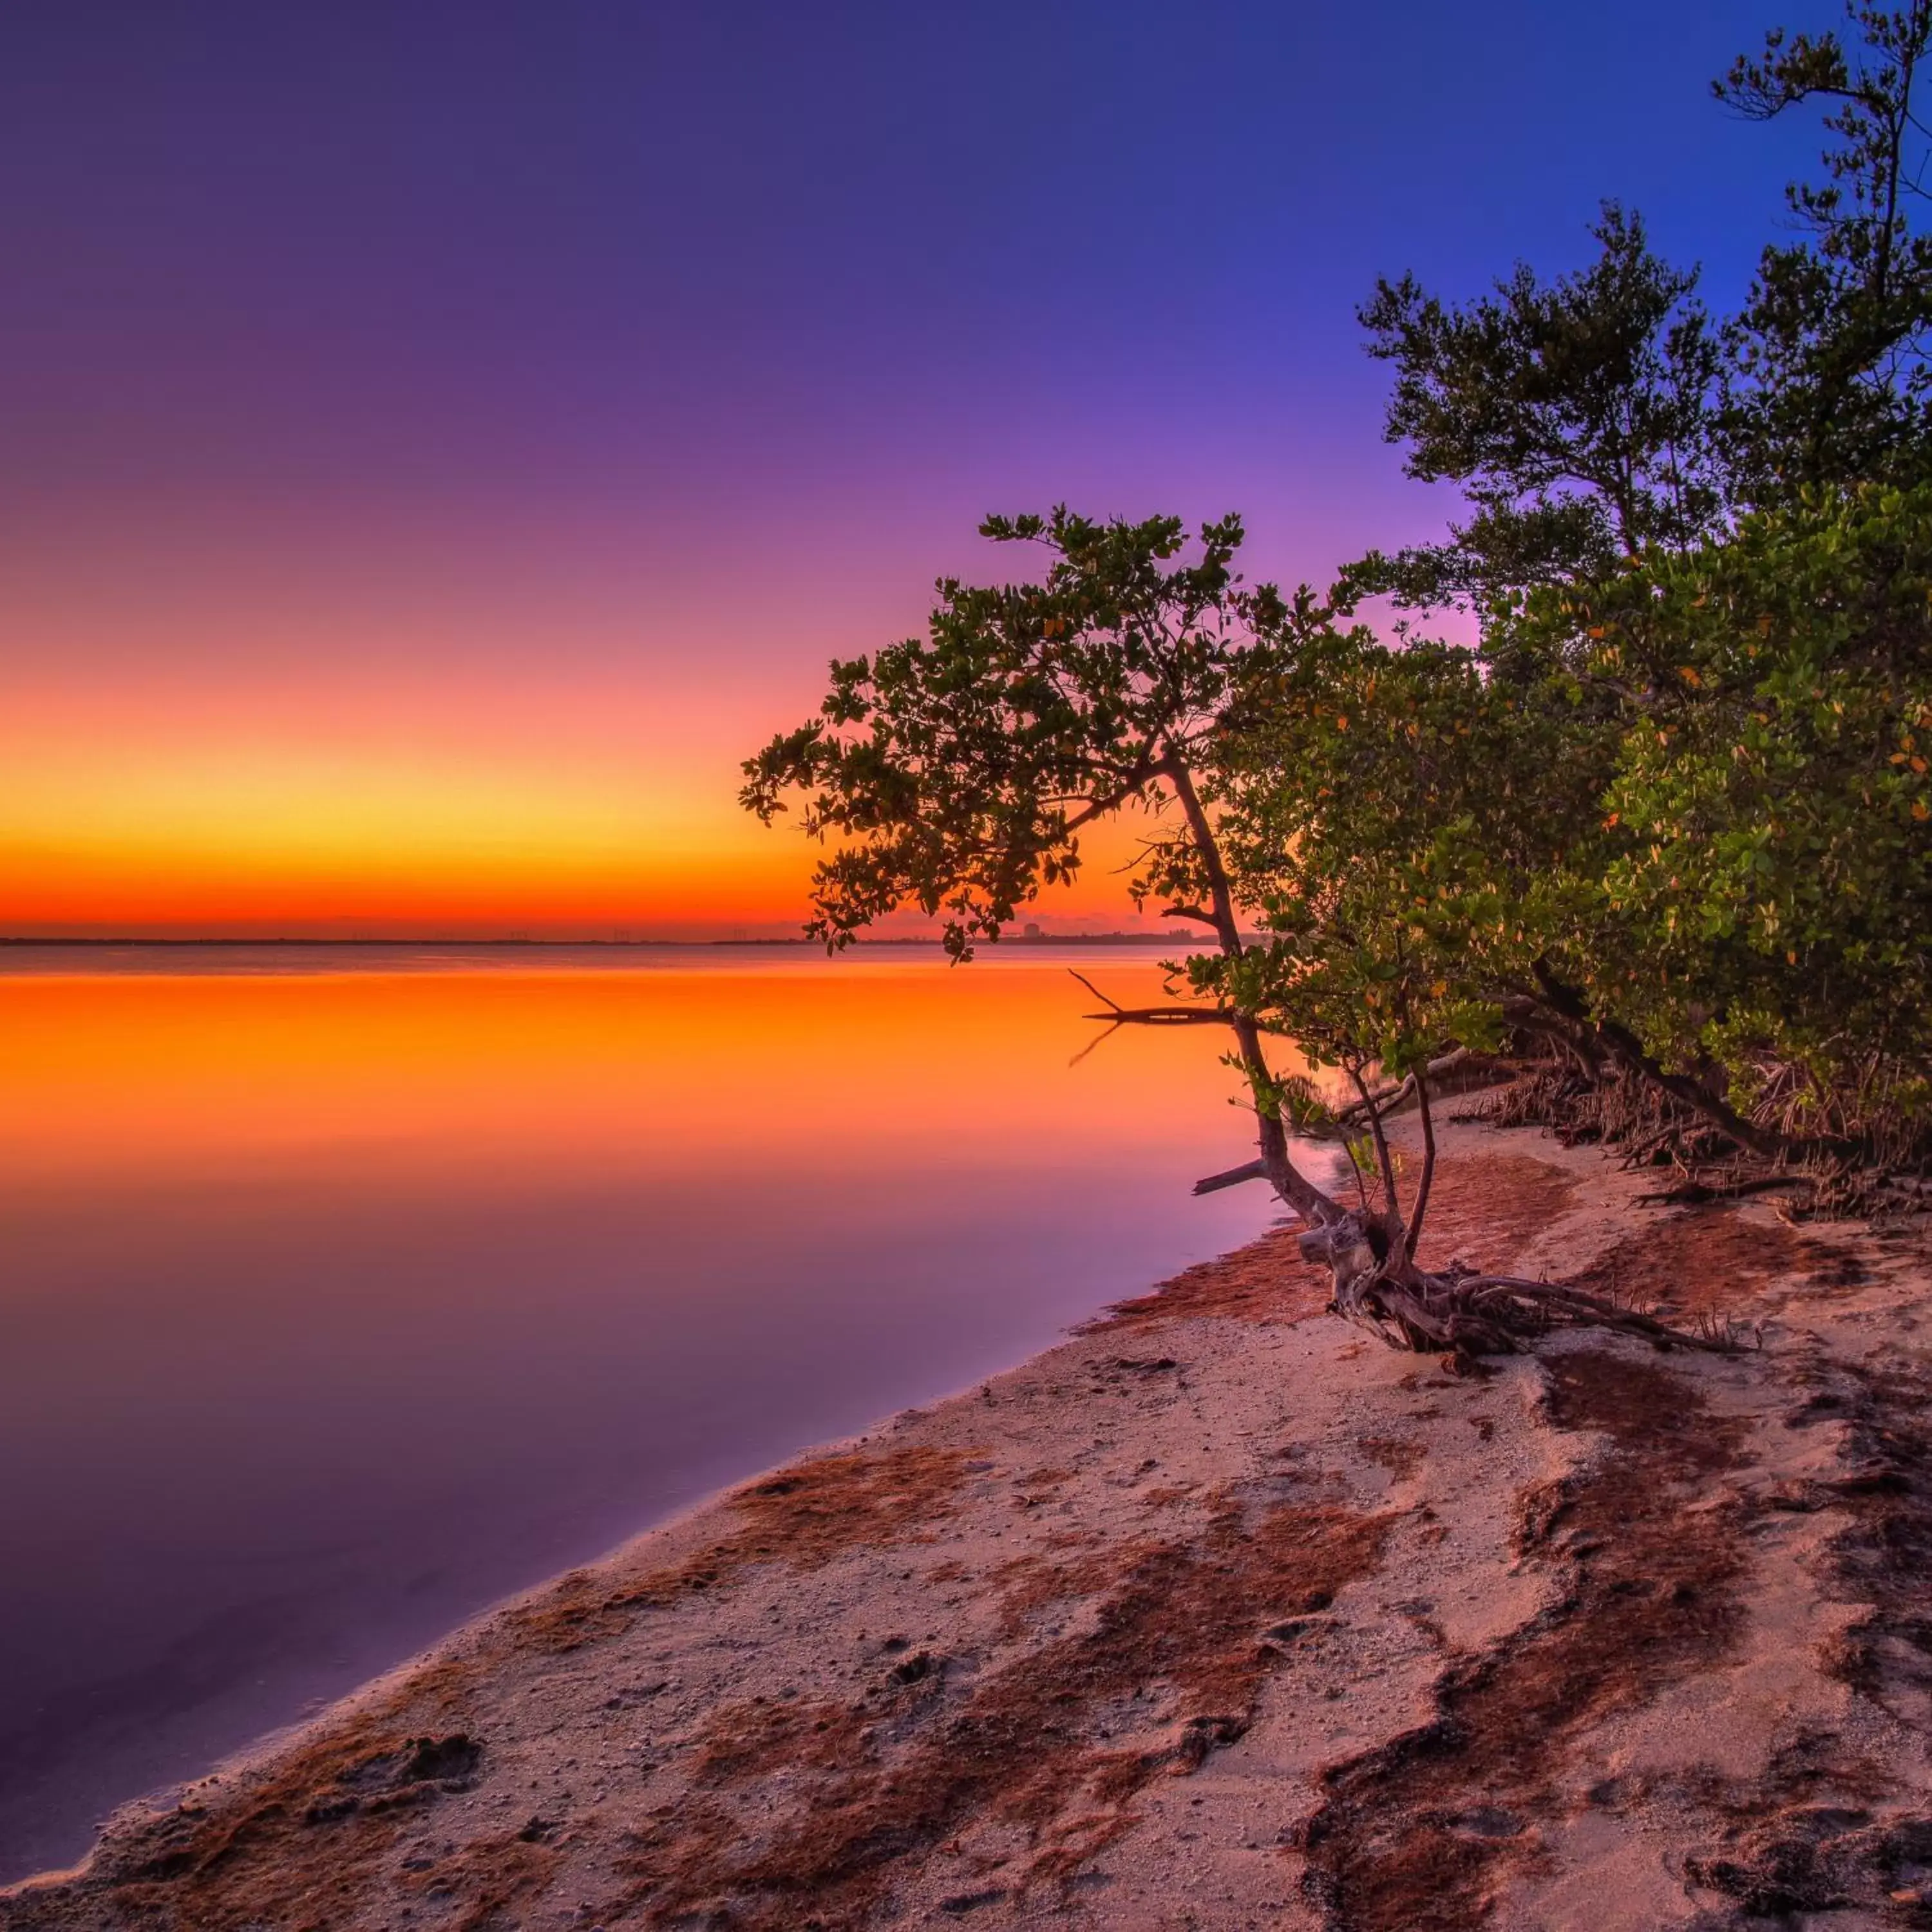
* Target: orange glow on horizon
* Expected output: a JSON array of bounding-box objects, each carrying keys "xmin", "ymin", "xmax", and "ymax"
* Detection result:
[
  {"xmin": 3, "ymin": 544, "xmax": 1180, "ymax": 939},
  {"xmin": 1, "ymin": 682, "xmax": 1172, "ymax": 938}
]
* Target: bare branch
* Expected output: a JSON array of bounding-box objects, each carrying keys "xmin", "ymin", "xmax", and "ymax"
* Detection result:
[
  {"xmin": 1081, "ymin": 1005, "xmax": 1232, "ymax": 1027},
  {"xmin": 1068, "ymin": 969, "xmax": 1122, "ymax": 1013},
  {"xmin": 1333, "ymin": 1048, "xmax": 1475, "ymax": 1125},
  {"xmin": 1066, "ymin": 1022, "xmax": 1121, "ymax": 1070},
  {"xmin": 1191, "ymin": 1157, "xmax": 1270, "ymax": 1196},
  {"xmin": 1347, "ymin": 1066, "xmax": 1402, "ymax": 1222},
  {"xmin": 1404, "ymin": 1074, "xmax": 1437, "ymax": 1262},
  {"xmin": 1069, "ymin": 969, "xmax": 1231, "ymax": 1029}
]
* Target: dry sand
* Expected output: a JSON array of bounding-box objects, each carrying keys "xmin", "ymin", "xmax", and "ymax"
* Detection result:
[{"xmin": 6, "ymin": 1119, "xmax": 1931, "ymax": 1931}]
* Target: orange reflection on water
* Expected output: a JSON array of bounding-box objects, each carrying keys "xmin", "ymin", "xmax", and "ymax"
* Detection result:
[
  {"xmin": 0, "ymin": 949, "xmax": 1285, "ymax": 1881},
  {"xmin": 0, "ymin": 957, "xmax": 1261, "ymax": 1186}
]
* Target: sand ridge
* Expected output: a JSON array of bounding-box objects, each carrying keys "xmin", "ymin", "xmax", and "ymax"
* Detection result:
[{"xmin": 5, "ymin": 1121, "xmax": 1930, "ymax": 1931}]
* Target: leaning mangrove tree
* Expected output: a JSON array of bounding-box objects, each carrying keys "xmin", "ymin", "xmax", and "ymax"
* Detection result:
[
  {"xmin": 739, "ymin": 3, "xmax": 1932, "ymax": 1352},
  {"xmin": 741, "ymin": 510, "xmax": 1714, "ymax": 1355}
]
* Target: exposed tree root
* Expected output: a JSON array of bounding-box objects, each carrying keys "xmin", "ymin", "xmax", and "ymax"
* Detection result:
[
  {"xmin": 1083, "ymin": 927, "xmax": 1908, "ymax": 1358},
  {"xmin": 1296, "ymin": 1211, "xmax": 1736, "ymax": 1358},
  {"xmin": 1464, "ymin": 1056, "xmax": 1932, "ymax": 1222},
  {"xmin": 1304, "ymin": 1062, "xmax": 1734, "ymax": 1356},
  {"xmin": 1180, "ymin": 1047, "xmax": 1743, "ymax": 1356},
  {"xmin": 1459, "ymin": 1059, "xmax": 1741, "ymax": 1162}
]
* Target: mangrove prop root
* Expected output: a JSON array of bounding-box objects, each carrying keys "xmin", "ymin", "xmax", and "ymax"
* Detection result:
[{"xmin": 1296, "ymin": 1213, "xmax": 1734, "ymax": 1357}]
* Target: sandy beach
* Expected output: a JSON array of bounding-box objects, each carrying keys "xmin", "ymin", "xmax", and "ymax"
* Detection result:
[{"xmin": 6, "ymin": 1117, "xmax": 1931, "ymax": 1931}]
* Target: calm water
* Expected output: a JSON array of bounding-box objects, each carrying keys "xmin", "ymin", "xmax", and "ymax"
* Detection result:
[{"xmin": 0, "ymin": 945, "xmax": 1280, "ymax": 1879}]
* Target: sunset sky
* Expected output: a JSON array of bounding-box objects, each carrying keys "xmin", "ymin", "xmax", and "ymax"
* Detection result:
[{"xmin": 3, "ymin": 1, "xmax": 1817, "ymax": 937}]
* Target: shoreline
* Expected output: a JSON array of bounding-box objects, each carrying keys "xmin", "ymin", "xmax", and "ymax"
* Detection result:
[{"xmin": 7, "ymin": 1119, "xmax": 1931, "ymax": 1930}]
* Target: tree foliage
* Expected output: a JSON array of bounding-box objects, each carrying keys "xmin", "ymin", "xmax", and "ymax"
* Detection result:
[
  {"xmin": 1353, "ymin": 4, "xmax": 1932, "ymax": 618},
  {"xmin": 1218, "ymin": 486, "xmax": 1932, "ymax": 1161},
  {"xmin": 1350, "ymin": 205, "xmax": 1723, "ymax": 609},
  {"xmin": 1718, "ymin": 2, "xmax": 1932, "ymax": 498},
  {"xmin": 1555, "ymin": 487, "xmax": 1932, "ymax": 1121},
  {"xmin": 743, "ymin": 5, "xmax": 1932, "ymax": 1353},
  {"xmin": 1300, "ymin": 0, "xmax": 1932, "ymax": 1164},
  {"xmin": 744, "ymin": 509, "xmax": 1354, "ymax": 1230},
  {"xmin": 741, "ymin": 508, "xmax": 1279, "ymax": 960}
]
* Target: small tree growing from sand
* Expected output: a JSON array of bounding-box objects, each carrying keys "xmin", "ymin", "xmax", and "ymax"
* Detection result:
[{"xmin": 743, "ymin": 511, "xmax": 1705, "ymax": 1356}]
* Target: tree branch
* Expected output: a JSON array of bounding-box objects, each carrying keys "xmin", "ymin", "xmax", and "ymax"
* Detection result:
[
  {"xmin": 1405, "ymin": 1073, "xmax": 1436, "ymax": 1262},
  {"xmin": 1157, "ymin": 754, "xmax": 1243, "ymax": 957},
  {"xmin": 1081, "ymin": 1005, "xmax": 1233, "ymax": 1027},
  {"xmin": 1348, "ymin": 1066, "xmax": 1402, "ymax": 1222},
  {"xmin": 1068, "ymin": 969, "xmax": 1124, "ymax": 1013},
  {"xmin": 1333, "ymin": 1048, "xmax": 1475, "ymax": 1124},
  {"xmin": 1192, "ymin": 1157, "xmax": 1272, "ymax": 1197},
  {"xmin": 1068, "ymin": 969, "xmax": 1230, "ymax": 1028},
  {"xmin": 1153, "ymin": 744, "xmax": 1345, "ymax": 1228},
  {"xmin": 1525, "ymin": 961, "xmax": 1791, "ymax": 1157}
]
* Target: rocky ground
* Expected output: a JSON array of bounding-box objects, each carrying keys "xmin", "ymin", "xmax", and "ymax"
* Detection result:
[{"xmin": 6, "ymin": 1119, "xmax": 1931, "ymax": 1931}]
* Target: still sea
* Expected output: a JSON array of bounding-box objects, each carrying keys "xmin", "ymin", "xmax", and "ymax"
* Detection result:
[{"xmin": 0, "ymin": 943, "xmax": 1282, "ymax": 1878}]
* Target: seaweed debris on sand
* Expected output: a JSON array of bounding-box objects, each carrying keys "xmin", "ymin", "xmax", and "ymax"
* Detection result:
[{"xmin": 6, "ymin": 1121, "xmax": 1931, "ymax": 1931}]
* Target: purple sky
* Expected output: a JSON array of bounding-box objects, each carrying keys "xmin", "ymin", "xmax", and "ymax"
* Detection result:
[{"xmin": 1, "ymin": 1, "xmax": 1826, "ymax": 934}]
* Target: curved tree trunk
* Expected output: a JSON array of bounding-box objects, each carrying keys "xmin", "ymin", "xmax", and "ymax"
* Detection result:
[{"xmin": 1150, "ymin": 745, "xmax": 1732, "ymax": 1359}]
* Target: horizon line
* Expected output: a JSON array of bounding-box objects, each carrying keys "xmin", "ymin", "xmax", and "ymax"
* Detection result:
[{"xmin": 0, "ymin": 931, "xmax": 1206, "ymax": 948}]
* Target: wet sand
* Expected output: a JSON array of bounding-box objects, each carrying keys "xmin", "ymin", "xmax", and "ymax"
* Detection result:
[{"xmin": 6, "ymin": 1119, "xmax": 1931, "ymax": 1931}]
